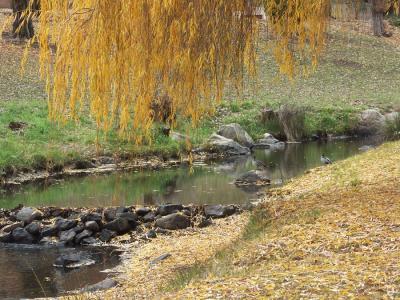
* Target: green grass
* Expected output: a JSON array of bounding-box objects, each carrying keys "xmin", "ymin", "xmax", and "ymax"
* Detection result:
[{"xmin": 0, "ymin": 28, "xmax": 399, "ymax": 172}]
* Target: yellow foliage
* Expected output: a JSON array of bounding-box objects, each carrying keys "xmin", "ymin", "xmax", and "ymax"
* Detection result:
[{"xmin": 24, "ymin": 0, "xmax": 329, "ymax": 141}]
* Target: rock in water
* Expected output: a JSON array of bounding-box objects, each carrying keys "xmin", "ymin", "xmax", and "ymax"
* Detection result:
[
  {"xmin": 200, "ymin": 134, "xmax": 251, "ymax": 156},
  {"xmin": 0, "ymin": 232, "xmax": 12, "ymax": 243},
  {"xmin": 217, "ymin": 123, "xmax": 254, "ymax": 147},
  {"xmin": 204, "ymin": 205, "xmax": 237, "ymax": 218},
  {"xmin": 235, "ymin": 170, "xmax": 271, "ymax": 186},
  {"xmin": 16, "ymin": 207, "xmax": 43, "ymax": 224},
  {"xmin": 11, "ymin": 228, "xmax": 34, "ymax": 244},
  {"xmin": 83, "ymin": 278, "xmax": 118, "ymax": 292},
  {"xmin": 253, "ymin": 133, "xmax": 285, "ymax": 150},
  {"xmin": 155, "ymin": 213, "xmax": 190, "ymax": 230}
]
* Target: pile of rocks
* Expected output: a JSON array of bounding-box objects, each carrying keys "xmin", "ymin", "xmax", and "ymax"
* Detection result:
[
  {"xmin": 0, "ymin": 204, "xmax": 241, "ymax": 246},
  {"xmin": 197, "ymin": 123, "xmax": 284, "ymax": 157}
]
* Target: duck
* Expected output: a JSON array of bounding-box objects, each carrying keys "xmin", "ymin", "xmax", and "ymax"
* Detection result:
[{"xmin": 320, "ymin": 154, "xmax": 332, "ymax": 165}]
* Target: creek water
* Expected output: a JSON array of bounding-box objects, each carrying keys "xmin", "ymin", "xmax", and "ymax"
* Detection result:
[{"xmin": 0, "ymin": 138, "xmax": 381, "ymax": 299}]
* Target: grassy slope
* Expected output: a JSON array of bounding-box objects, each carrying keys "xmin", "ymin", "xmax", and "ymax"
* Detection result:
[
  {"xmin": 138, "ymin": 140, "xmax": 400, "ymax": 299},
  {"xmin": 0, "ymin": 16, "xmax": 399, "ymax": 171}
]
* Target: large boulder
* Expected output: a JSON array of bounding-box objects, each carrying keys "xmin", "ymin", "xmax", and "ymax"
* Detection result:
[
  {"xmin": 16, "ymin": 207, "xmax": 43, "ymax": 224},
  {"xmin": 103, "ymin": 207, "xmax": 127, "ymax": 222},
  {"xmin": 204, "ymin": 205, "xmax": 237, "ymax": 219},
  {"xmin": 217, "ymin": 123, "xmax": 254, "ymax": 147},
  {"xmin": 200, "ymin": 134, "xmax": 251, "ymax": 156},
  {"xmin": 155, "ymin": 213, "xmax": 190, "ymax": 230},
  {"xmin": 356, "ymin": 109, "xmax": 385, "ymax": 136},
  {"xmin": 235, "ymin": 170, "xmax": 271, "ymax": 187}
]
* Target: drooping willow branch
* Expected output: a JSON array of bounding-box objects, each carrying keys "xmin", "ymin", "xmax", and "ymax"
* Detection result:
[{"xmin": 28, "ymin": 0, "xmax": 330, "ymax": 143}]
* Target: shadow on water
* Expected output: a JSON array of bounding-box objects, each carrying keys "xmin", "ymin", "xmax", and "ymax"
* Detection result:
[{"xmin": 0, "ymin": 138, "xmax": 382, "ymax": 209}]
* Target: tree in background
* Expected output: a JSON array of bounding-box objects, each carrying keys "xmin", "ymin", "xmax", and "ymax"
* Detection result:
[{"xmin": 11, "ymin": 0, "xmax": 38, "ymax": 39}]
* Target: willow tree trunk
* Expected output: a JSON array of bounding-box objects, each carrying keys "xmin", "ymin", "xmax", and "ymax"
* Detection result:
[
  {"xmin": 371, "ymin": 0, "xmax": 386, "ymax": 36},
  {"xmin": 12, "ymin": 0, "xmax": 34, "ymax": 39}
]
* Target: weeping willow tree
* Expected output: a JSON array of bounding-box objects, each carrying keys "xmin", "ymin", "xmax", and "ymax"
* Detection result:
[{"xmin": 22, "ymin": 0, "xmax": 330, "ymax": 143}]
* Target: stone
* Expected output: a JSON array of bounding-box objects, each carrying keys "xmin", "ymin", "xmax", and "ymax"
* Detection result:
[
  {"xmin": 85, "ymin": 221, "xmax": 100, "ymax": 232},
  {"xmin": 55, "ymin": 218, "xmax": 78, "ymax": 231},
  {"xmin": 253, "ymin": 133, "xmax": 285, "ymax": 149},
  {"xmin": 104, "ymin": 218, "xmax": 131, "ymax": 234},
  {"xmin": 170, "ymin": 131, "xmax": 190, "ymax": 142},
  {"xmin": 99, "ymin": 229, "xmax": 117, "ymax": 243},
  {"xmin": 41, "ymin": 226, "xmax": 58, "ymax": 237},
  {"xmin": 200, "ymin": 134, "xmax": 251, "ymax": 156},
  {"xmin": 54, "ymin": 253, "xmax": 95, "ymax": 269},
  {"xmin": 2, "ymin": 221, "xmax": 24, "ymax": 233},
  {"xmin": 385, "ymin": 111, "xmax": 399, "ymax": 123},
  {"xmin": 197, "ymin": 216, "xmax": 212, "ymax": 228},
  {"xmin": 73, "ymin": 160, "xmax": 96, "ymax": 170},
  {"xmin": 146, "ymin": 230, "xmax": 157, "ymax": 239},
  {"xmin": 155, "ymin": 213, "xmax": 190, "ymax": 230},
  {"xmin": 39, "ymin": 237, "xmax": 58, "ymax": 246},
  {"xmin": 103, "ymin": 207, "xmax": 127, "ymax": 222},
  {"xmin": 75, "ymin": 230, "xmax": 93, "ymax": 244},
  {"xmin": 11, "ymin": 228, "xmax": 34, "ymax": 244},
  {"xmin": 204, "ymin": 205, "xmax": 237, "ymax": 219},
  {"xmin": 117, "ymin": 212, "xmax": 138, "ymax": 224},
  {"xmin": 81, "ymin": 212, "xmax": 102, "ymax": 224},
  {"xmin": 83, "ymin": 278, "xmax": 118, "ymax": 292},
  {"xmin": 136, "ymin": 207, "xmax": 151, "ymax": 216},
  {"xmin": 150, "ymin": 253, "xmax": 172, "ymax": 265},
  {"xmin": 81, "ymin": 237, "xmax": 99, "ymax": 245},
  {"xmin": 359, "ymin": 145, "xmax": 374, "ymax": 152},
  {"xmin": 59, "ymin": 229, "xmax": 77, "ymax": 243},
  {"xmin": 217, "ymin": 123, "xmax": 254, "ymax": 147},
  {"xmin": 0, "ymin": 232, "xmax": 12, "ymax": 243},
  {"xmin": 356, "ymin": 109, "xmax": 386, "ymax": 136},
  {"xmin": 158, "ymin": 204, "xmax": 183, "ymax": 216},
  {"xmin": 25, "ymin": 222, "xmax": 41, "ymax": 235},
  {"xmin": 143, "ymin": 211, "xmax": 156, "ymax": 223},
  {"xmin": 16, "ymin": 207, "xmax": 43, "ymax": 224},
  {"xmin": 235, "ymin": 170, "xmax": 271, "ymax": 186}
]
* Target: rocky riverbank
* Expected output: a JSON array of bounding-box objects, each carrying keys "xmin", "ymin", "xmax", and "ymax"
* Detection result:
[{"xmin": 0, "ymin": 203, "xmax": 248, "ymax": 248}]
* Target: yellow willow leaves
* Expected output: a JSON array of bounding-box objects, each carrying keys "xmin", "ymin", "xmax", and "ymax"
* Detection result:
[{"xmin": 26, "ymin": 0, "xmax": 329, "ymax": 142}]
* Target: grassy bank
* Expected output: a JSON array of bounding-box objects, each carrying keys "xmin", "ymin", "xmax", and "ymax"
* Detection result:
[
  {"xmin": 0, "ymin": 17, "xmax": 399, "ymax": 173},
  {"xmin": 98, "ymin": 140, "xmax": 398, "ymax": 299}
]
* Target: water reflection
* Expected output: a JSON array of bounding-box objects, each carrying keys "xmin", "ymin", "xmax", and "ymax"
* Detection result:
[
  {"xmin": 0, "ymin": 139, "xmax": 380, "ymax": 209},
  {"xmin": 0, "ymin": 244, "xmax": 120, "ymax": 299}
]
